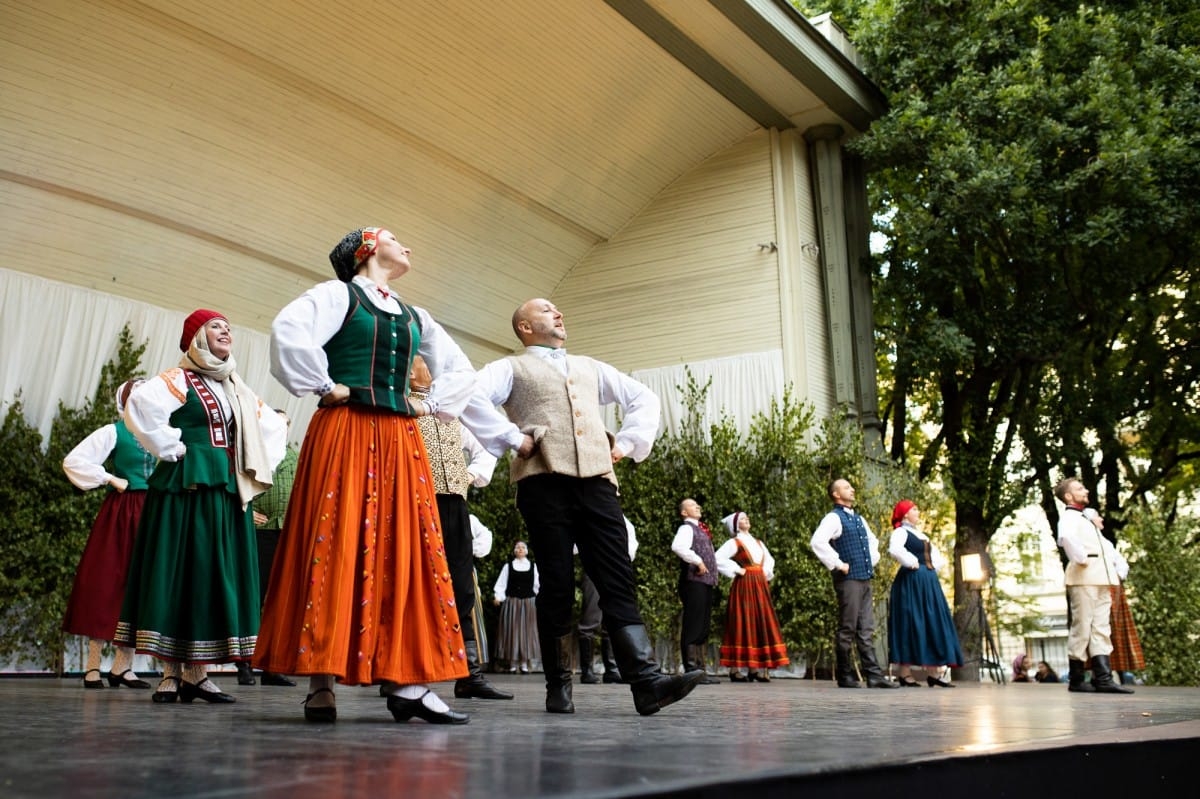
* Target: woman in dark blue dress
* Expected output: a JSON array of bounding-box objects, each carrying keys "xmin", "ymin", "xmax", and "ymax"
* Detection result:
[{"xmin": 886, "ymin": 500, "xmax": 963, "ymax": 687}]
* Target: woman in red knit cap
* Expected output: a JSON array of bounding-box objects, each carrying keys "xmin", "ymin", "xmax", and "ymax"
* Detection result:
[
  {"xmin": 114, "ymin": 309, "xmax": 286, "ymax": 704},
  {"xmin": 885, "ymin": 500, "xmax": 963, "ymax": 687}
]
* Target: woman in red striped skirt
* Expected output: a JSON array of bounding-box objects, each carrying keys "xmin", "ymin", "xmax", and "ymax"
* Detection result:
[{"xmin": 716, "ymin": 512, "xmax": 789, "ymax": 682}]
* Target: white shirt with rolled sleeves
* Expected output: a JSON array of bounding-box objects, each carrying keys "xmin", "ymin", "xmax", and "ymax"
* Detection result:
[
  {"xmin": 62, "ymin": 424, "xmax": 121, "ymax": 490},
  {"xmin": 472, "ymin": 346, "xmax": 659, "ymax": 462},
  {"xmin": 809, "ymin": 506, "xmax": 881, "ymax": 573},
  {"xmin": 269, "ymin": 276, "xmax": 515, "ymax": 454},
  {"xmin": 714, "ymin": 533, "xmax": 775, "ymax": 581}
]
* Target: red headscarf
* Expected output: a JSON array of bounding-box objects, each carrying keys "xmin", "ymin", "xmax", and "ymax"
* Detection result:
[{"xmin": 891, "ymin": 500, "xmax": 915, "ymax": 529}]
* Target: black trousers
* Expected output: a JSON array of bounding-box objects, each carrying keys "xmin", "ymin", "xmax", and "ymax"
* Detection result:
[
  {"xmin": 516, "ymin": 474, "xmax": 642, "ymax": 640},
  {"xmin": 436, "ymin": 493, "xmax": 475, "ymax": 641},
  {"xmin": 678, "ymin": 579, "xmax": 714, "ymax": 651}
]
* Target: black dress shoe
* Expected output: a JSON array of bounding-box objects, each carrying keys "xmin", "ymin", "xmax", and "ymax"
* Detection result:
[
  {"xmin": 304, "ymin": 687, "xmax": 337, "ymax": 723},
  {"xmin": 260, "ymin": 672, "xmax": 297, "ymax": 687},
  {"xmin": 927, "ymin": 676, "xmax": 955, "ymax": 688},
  {"xmin": 235, "ymin": 662, "xmax": 256, "ymax": 686},
  {"xmin": 867, "ymin": 677, "xmax": 901, "ymax": 689},
  {"xmin": 602, "ymin": 671, "xmax": 625, "ymax": 684},
  {"xmin": 729, "ymin": 672, "xmax": 750, "ymax": 683},
  {"xmin": 83, "ymin": 669, "xmax": 105, "ymax": 689},
  {"xmin": 180, "ymin": 678, "xmax": 236, "ymax": 703},
  {"xmin": 107, "ymin": 669, "xmax": 151, "ymax": 689},
  {"xmin": 752, "ymin": 672, "xmax": 771, "ymax": 683},
  {"xmin": 152, "ymin": 676, "xmax": 180, "ymax": 703},
  {"xmin": 898, "ymin": 676, "xmax": 922, "ymax": 687},
  {"xmin": 387, "ymin": 692, "xmax": 469, "ymax": 724},
  {"xmin": 454, "ymin": 677, "xmax": 514, "ymax": 700},
  {"xmin": 836, "ymin": 678, "xmax": 862, "ymax": 688}
]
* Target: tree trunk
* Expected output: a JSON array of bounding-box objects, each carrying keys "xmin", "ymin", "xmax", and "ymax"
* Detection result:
[{"xmin": 951, "ymin": 506, "xmax": 991, "ymax": 683}]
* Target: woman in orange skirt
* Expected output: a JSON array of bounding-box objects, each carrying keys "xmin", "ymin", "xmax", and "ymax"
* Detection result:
[{"xmin": 254, "ymin": 227, "xmax": 510, "ymax": 724}]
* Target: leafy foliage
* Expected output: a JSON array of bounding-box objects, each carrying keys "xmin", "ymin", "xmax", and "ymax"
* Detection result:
[
  {"xmin": 0, "ymin": 327, "xmax": 146, "ymax": 670},
  {"xmin": 793, "ymin": 0, "xmax": 1200, "ymax": 679},
  {"xmin": 1120, "ymin": 508, "xmax": 1200, "ymax": 686}
]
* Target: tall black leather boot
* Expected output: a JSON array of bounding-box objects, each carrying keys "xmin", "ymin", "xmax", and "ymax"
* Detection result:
[
  {"xmin": 600, "ymin": 636, "xmax": 623, "ymax": 683},
  {"xmin": 578, "ymin": 637, "xmax": 600, "ymax": 684},
  {"xmin": 610, "ymin": 624, "xmax": 705, "ymax": 716},
  {"xmin": 1090, "ymin": 655, "xmax": 1134, "ymax": 694},
  {"xmin": 455, "ymin": 640, "xmax": 514, "ymax": 700},
  {"xmin": 543, "ymin": 634, "xmax": 575, "ymax": 713},
  {"xmin": 1067, "ymin": 658, "xmax": 1095, "ymax": 692},
  {"xmin": 691, "ymin": 644, "xmax": 721, "ymax": 685}
]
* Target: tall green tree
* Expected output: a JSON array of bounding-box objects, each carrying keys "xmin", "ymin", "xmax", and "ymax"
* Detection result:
[{"xmin": 798, "ymin": 0, "xmax": 1200, "ymax": 675}]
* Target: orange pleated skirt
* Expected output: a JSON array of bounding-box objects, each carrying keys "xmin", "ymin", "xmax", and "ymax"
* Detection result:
[{"xmin": 253, "ymin": 405, "xmax": 467, "ymax": 685}]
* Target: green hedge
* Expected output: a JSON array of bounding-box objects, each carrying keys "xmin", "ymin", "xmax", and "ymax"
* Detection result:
[{"xmin": 0, "ymin": 327, "xmax": 146, "ymax": 671}]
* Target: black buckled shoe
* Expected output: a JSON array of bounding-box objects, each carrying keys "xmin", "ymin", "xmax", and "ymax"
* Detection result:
[
  {"xmin": 387, "ymin": 691, "xmax": 469, "ymax": 725},
  {"xmin": 152, "ymin": 676, "xmax": 181, "ymax": 703},
  {"xmin": 303, "ymin": 687, "xmax": 337, "ymax": 723},
  {"xmin": 180, "ymin": 678, "xmax": 236, "ymax": 703},
  {"xmin": 107, "ymin": 669, "xmax": 151, "ymax": 689},
  {"xmin": 83, "ymin": 669, "xmax": 105, "ymax": 689}
]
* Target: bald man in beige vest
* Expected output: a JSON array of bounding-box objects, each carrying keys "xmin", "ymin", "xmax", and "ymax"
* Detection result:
[{"xmin": 474, "ymin": 298, "xmax": 705, "ymax": 716}]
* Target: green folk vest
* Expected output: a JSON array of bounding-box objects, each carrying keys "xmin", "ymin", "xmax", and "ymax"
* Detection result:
[
  {"xmin": 323, "ymin": 282, "xmax": 423, "ymax": 414},
  {"xmin": 503, "ymin": 352, "xmax": 615, "ymax": 484},
  {"xmin": 112, "ymin": 419, "xmax": 155, "ymax": 491}
]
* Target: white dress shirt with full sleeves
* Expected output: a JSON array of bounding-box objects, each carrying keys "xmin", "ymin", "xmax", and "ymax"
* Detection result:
[
  {"xmin": 270, "ymin": 276, "xmax": 517, "ymax": 453},
  {"xmin": 474, "ymin": 346, "xmax": 660, "ymax": 461},
  {"xmin": 62, "ymin": 424, "xmax": 119, "ymax": 490}
]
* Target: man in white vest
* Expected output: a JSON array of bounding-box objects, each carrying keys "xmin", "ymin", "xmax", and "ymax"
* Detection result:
[
  {"xmin": 1055, "ymin": 476, "xmax": 1133, "ymax": 694},
  {"xmin": 475, "ymin": 298, "xmax": 705, "ymax": 716}
]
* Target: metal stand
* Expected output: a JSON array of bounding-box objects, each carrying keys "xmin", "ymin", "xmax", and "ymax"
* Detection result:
[{"xmin": 965, "ymin": 583, "xmax": 1005, "ymax": 684}]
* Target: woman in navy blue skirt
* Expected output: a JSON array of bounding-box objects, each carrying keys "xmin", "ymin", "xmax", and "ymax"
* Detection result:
[{"xmin": 886, "ymin": 500, "xmax": 963, "ymax": 687}]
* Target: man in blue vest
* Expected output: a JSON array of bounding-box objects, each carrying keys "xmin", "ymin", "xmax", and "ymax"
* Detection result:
[{"xmin": 810, "ymin": 478, "xmax": 899, "ymax": 688}]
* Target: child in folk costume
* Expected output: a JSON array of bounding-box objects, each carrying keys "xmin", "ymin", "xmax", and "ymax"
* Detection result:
[
  {"xmin": 62, "ymin": 379, "xmax": 155, "ymax": 690},
  {"xmin": 716, "ymin": 512, "xmax": 789, "ymax": 682},
  {"xmin": 493, "ymin": 541, "xmax": 541, "ymax": 674}
]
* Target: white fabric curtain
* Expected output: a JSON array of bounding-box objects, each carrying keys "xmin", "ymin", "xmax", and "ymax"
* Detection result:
[
  {"xmin": 0, "ymin": 268, "xmax": 314, "ymax": 447},
  {"xmin": 622, "ymin": 349, "xmax": 787, "ymax": 439},
  {"xmin": 3, "ymin": 268, "xmax": 787, "ymax": 450}
]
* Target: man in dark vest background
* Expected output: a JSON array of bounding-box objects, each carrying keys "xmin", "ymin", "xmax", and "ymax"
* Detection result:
[
  {"xmin": 671, "ymin": 498, "xmax": 720, "ymax": 684},
  {"xmin": 810, "ymin": 478, "xmax": 899, "ymax": 689}
]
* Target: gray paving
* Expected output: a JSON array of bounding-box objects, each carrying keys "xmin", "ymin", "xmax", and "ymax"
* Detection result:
[{"xmin": 2, "ymin": 673, "xmax": 1197, "ymax": 798}]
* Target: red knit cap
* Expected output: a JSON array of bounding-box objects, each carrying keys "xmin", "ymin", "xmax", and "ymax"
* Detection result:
[
  {"xmin": 891, "ymin": 500, "xmax": 915, "ymax": 529},
  {"xmin": 180, "ymin": 309, "xmax": 225, "ymax": 351}
]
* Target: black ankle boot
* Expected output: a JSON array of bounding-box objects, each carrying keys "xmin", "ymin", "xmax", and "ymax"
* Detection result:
[
  {"xmin": 578, "ymin": 637, "xmax": 600, "ymax": 684},
  {"xmin": 455, "ymin": 640, "xmax": 513, "ymax": 700},
  {"xmin": 611, "ymin": 624, "xmax": 704, "ymax": 716},
  {"xmin": 1090, "ymin": 655, "xmax": 1134, "ymax": 694},
  {"xmin": 542, "ymin": 634, "xmax": 575, "ymax": 713},
  {"xmin": 1067, "ymin": 658, "xmax": 1095, "ymax": 692},
  {"xmin": 688, "ymin": 645, "xmax": 721, "ymax": 684}
]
